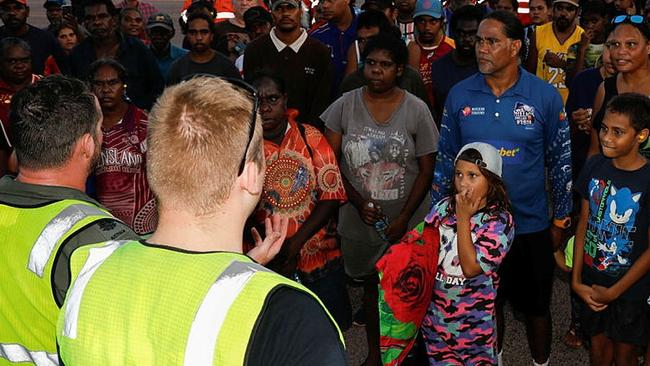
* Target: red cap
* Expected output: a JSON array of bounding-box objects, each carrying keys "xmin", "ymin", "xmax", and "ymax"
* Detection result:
[{"xmin": 1, "ymin": 0, "xmax": 28, "ymax": 5}]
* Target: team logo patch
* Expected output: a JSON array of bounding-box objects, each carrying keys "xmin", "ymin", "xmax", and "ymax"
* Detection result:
[
  {"xmin": 462, "ymin": 106, "xmax": 471, "ymax": 116},
  {"xmin": 513, "ymin": 102, "xmax": 535, "ymax": 126}
]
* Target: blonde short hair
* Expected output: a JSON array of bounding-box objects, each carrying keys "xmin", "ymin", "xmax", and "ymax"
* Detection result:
[{"xmin": 147, "ymin": 76, "xmax": 262, "ymax": 215}]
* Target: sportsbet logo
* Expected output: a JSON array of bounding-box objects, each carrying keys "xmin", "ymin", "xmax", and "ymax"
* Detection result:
[
  {"xmin": 483, "ymin": 140, "xmax": 524, "ymax": 165},
  {"xmin": 498, "ymin": 147, "xmax": 520, "ymax": 157}
]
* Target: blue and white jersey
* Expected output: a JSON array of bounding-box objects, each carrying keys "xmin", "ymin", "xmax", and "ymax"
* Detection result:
[{"xmin": 432, "ymin": 67, "xmax": 572, "ymax": 234}]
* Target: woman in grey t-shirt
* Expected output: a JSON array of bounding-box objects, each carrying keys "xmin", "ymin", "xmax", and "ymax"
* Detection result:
[{"xmin": 323, "ymin": 33, "xmax": 439, "ymax": 366}]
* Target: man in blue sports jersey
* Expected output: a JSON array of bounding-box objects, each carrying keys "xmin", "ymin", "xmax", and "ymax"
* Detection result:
[
  {"xmin": 431, "ymin": 11, "xmax": 572, "ymax": 366},
  {"xmin": 309, "ymin": 0, "xmax": 357, "ymax": 94}
]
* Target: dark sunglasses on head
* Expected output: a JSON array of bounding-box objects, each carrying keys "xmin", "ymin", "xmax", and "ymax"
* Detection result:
[
  {"xmin": 612, "ymin": 14, "xmax": 644, "ymax": 24},
  {"xmin": 179, "ymin": 74, "xmax": 258, "ymax": 177}
]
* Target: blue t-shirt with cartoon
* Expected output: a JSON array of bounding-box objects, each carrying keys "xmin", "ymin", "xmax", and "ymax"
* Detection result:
[{"xmin": 577, "ymin": 155, "xmax": 650, "ymax": 299}]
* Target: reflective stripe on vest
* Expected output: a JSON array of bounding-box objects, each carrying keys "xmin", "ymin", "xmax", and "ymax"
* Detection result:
[
  {"xmin": 28, "ymin": 204, "xmax": 109, "ymax": 277},
  {"xmin": 0, "ymin": 343, "xmax": 58, "ymax": 366},
  {"xmin": 183, "ymin": 261, "xmax": 271, "ymax": 366},
  {"xmin": 61, "ymin": 240, "xmax": 128, "ymax": 339}
]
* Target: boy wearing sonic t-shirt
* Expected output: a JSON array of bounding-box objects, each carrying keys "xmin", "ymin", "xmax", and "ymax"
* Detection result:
[{"xmin": 572, "ymin": 93, "xmax": 650, "ymax": 365}]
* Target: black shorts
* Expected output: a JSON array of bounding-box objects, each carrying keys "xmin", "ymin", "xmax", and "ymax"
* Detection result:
[
  {"xmin": 497, "ymin": 229, "xmax": 555, "ymax": 316},
  {"xmin": 580, "ymin": 297, "xmax": 650, "ymax": 346}
]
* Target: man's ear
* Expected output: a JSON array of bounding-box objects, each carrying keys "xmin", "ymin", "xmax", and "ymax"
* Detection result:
[
  {"xmin": 511, "ymin": 39, "xmax": 522, "ymax": 59},
  {"xmin": 240, "ymin": 160, "xmax": 263, "ymax": 195},
  {"xmin": 397, "ymin": 64, "xmax": 404, "ymax": 78},
  {"xmin": 638, "ymin": 128, "xmax": 649, "ymax": 143},
  {"xmin": 79, "ymin": 133, "xmax": 96, "ymax": 161}
]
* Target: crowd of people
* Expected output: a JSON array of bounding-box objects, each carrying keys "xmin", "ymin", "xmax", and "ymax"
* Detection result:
[{"xmin": 1, "ymin": 0, "xmax": 650, "ymax": 365}]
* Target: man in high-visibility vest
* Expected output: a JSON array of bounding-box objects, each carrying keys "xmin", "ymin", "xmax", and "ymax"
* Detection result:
[
  {"xmin": 56, "ymin": 76, "xmax": 348, "ymax": 365},
  {"xmin": 0, "ymin": 75, "xmax": 140, "ymax": 365}
]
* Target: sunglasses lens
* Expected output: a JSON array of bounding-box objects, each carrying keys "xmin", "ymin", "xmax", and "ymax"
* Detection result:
[
  {"xmin": 613, "ymin": 15, "xmax": 646, "ymax": 24},
  {"xmin": 614, "ymin": 15, "xmax": 626, "ymax": 23}
]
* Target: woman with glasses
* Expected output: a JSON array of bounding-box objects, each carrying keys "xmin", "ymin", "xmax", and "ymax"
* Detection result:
[
  {"xmin": 584, "ymin": 15, "xmax": 650, "ymax": 158},
  {"xmin": 248, "ymin": 71, "xmax": 352, "ymax": 331},
  {"xmin": 89, "ymin": 58, "xmax": 157, "ymax": 235},
  {"xmin": 323, "ymin": 33, "xmax": 439, "ymax": 366}
]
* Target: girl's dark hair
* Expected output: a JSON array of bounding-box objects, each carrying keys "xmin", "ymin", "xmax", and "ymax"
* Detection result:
[
  {"xmin": 53, "ymin": 21, "xmax": 84, "ymax": 42},
  {"xmin": 485, "ymin": 10, "xmax": 525, "ymax": 59},
  {"xmin": 249, "ymin": 69, "xmax": 287, "ymax": 95},
  {"xmin": 606, "ymin": 92, "xmax": 650, "ymax": 132},
  {"xmin": 361, "ymin": 32, "xmax": 409, "ymax": 66},
  {"xmin": 446, "ymin": 148, "xmax": 511, "ymax": 218},
  {"xmin": 88, "ymin": 58, "xmax": 128, "ymax": 83}
]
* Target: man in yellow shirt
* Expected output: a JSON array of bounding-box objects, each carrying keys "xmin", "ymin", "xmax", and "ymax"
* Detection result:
[{"xmin": 526, "ymin": 0, "xmax": 584, "ymax": 103}]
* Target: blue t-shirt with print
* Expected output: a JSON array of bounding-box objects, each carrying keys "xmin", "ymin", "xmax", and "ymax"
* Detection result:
[
  {"xmin": 577, "ymin": 155, "xmax": 650, "ymax": 299},
  {"xmin": 432, "ymin": 67, "xmax": 572, "ymax": 234}
]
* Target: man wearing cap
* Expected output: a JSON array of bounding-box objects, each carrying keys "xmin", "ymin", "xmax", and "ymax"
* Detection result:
[
  {"xmin": 432, "ymin": 11, "xmax": 572, "ymax": 366},
  {"xmin": 146, "ymin": 12, "xmax": 188, "ymax": 78},
  {"xmin": 244, "ymin": 6, "xmax": 272, "ymax": 41},
  {"xmin": 526, "ymin": 0, "xmax": 583, "ymax": 104},
  {"xmin": 309, "ymin": 0, "xmax": 357, "ymax": 94},
  {"xmin": 0, "ymin": 0, "xmax": 65, "ymax": 75},
  {"xmin": 43, "ymin": 0, "xmax": 63, "ymax": 31},
  {"xmin": 407, "ymin": 0, "xmax": 455, "ymax": 109},
  {"xmin": 244, "ymin": 0, "xmax": 332, "ymax": 128}
]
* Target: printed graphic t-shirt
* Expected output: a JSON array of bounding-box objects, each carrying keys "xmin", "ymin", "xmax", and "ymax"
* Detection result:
[
  {"xmin": 534, "ymin": 22, "xmax": 584, "ymax": 103},
  {"xmin": 254, "ymin": 112, "xmax": 347, "ymax": 281},
  {"xmin": 577, "ymin": 155, "xmax": 650, "ymax": 300},
  {"xmin": 322, "ymin": 88, "xmax": 439, "ymax": 242},
  {"xmin": 421, "ymin": 197, "xmax": 513, "ymax": 365},
  {"xmin": 95, "ymin": 104, "xmax": 157, "ymax": 235}
]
